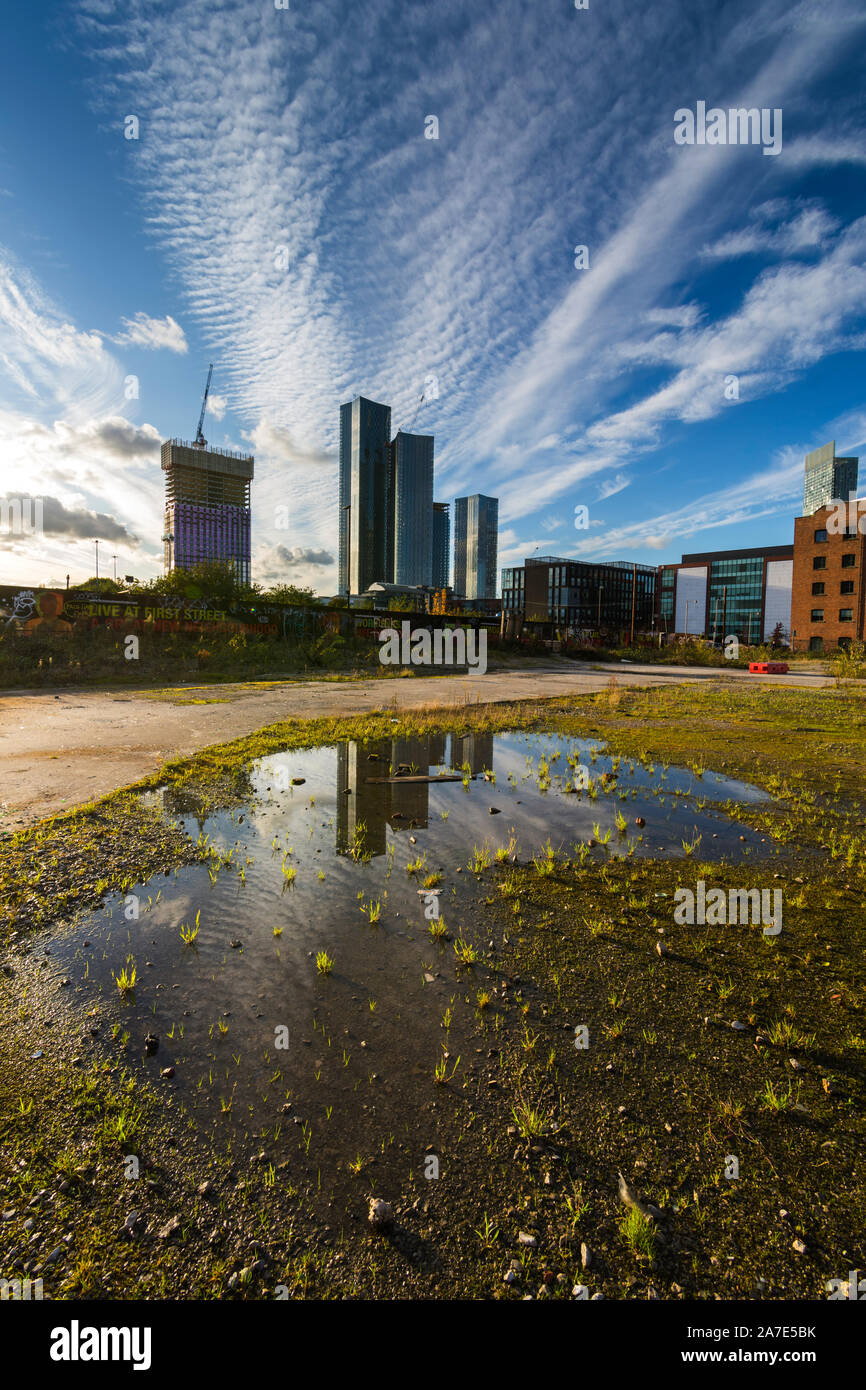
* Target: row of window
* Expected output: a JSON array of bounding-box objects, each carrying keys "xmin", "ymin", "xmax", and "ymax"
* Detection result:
[
  {"xmin": 810, "ymin": 609, "xmax": 855, "ymax": 622},
  {"xmin": 809, "ymin": 635, "xmax": 857, "ymax": 652},
  {"xmin": 813, "ymin": 554, "xmax": 856, "ymax": 569},
  {"xmin": 814, "ymin": 528, "xmax": 859, "ymax": 542},
  {"xmin": 812, "ymin": 581, "xmax": 856, "ymax": 594}
]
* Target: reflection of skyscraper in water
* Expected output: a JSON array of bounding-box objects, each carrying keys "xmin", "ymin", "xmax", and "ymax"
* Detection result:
[
  {"xmin": 449, "ymin": 732, "xmax": 493, "ymax": 776},
  {"xmin": 428, "ymin": 733, "xmax": 447, "ymax": 769},
  {"xmin": 336, "ymin": 741, "xmax": 388, "ymax": 858},
  {"xmin": 336, "ymin": 737, "xmax": 440, "ymax": 857},
  {"xmin": 388, "ymin": 737, "xmax": 431, "ymax": 831}
]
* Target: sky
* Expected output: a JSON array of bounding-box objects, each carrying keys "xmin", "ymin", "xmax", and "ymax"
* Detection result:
[{"xmin": 0, "ymin": 0, "xmax": 865, "ymax": 593}]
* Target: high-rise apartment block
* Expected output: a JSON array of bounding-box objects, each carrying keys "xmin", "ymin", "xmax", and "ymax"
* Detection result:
[
  {"xmin": 161, "ymin": 438, "xmax": 254, "ymax": 585},
  {"xmin": 339, "ymin": 396, "xmax": 441, "ymax": 595},
  {"xmin": 803, "ymin": 441, "xmax": 859, "ymax": 516},
  {"xmin": 389, "ymin": 431, "xmax": 434, "ymax": 586},
  {"xmin": 338, "ymin": 398, "xmax": 499, "ymax": 601},
  {"xmin": 432, "ymin": 502, "xmax": 450, "ymax": 588},
  {"xmin": 339, "ymin": 396, "xmax": 392, "ymax": 596},
  {"xmin": 454, "ymin": 494, "xmax": 499, "ymax": 599}
]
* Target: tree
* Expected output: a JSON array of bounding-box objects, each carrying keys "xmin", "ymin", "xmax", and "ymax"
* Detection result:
[
  {"xmin": 129, "ymin": 562, "xmax": 257, "ymax": 607},
  {"xmin": 261, "ymin": 582, "xmax": 319, "ymax": 607},
  {"xmin": 68, "ymin": 577, "xmax": 125, "ymax": 596}
]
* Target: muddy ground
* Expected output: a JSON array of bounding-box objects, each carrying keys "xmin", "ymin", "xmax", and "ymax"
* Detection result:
[{"xmin": 0, "ymin": 683, "xmax": 861, "ymax": 1301}]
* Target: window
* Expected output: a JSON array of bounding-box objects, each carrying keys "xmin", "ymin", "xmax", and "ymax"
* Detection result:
[
  {"xmin": 814, "ymin": 528, "xmax": 828, "ymax": 543},
  {"xmin": 841, "ymin": 580, "xmax": 855, "ymax": 595},
  {"xmin": 810, "ymin": 609, "xmax": 824, "ymax": 622},
  {"xmin": 809, "ymin": 636, "xmax": 823, "ymax": 652},
  {"xmin": 839, "ymin": 609, "xmax": 853, "ymax": 622},
  {"xmin": 813, "ymin": 555, "xmax": 826, "ymax": 570},
  {"xmin": 811, "ymin": 582, "xmax": 825, "ymax": 595},
  {"xmin": 842, "ymin": 553, "xmax": 856, "ymax": 568}
]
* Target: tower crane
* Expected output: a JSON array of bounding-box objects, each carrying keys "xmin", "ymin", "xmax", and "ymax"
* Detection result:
[
  {"xmin": 405, "ymin": 390, "xmax": 426, "ymax": 434},
  {"xmin": 194, "ymin": 363, "xmax": 214, "ymax": 447}
]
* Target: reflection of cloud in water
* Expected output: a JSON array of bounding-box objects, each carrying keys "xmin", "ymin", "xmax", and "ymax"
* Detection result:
[{"xmin": 52, "ymin": 727, "xmax": 779, "ymax": 1213}]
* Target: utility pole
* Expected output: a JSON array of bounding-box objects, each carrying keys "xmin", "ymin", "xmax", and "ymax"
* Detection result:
[
  {"xmin": 721, "ymin": 585, "xmax": 727, "ymax": 647},
  {"xmin": 94, "ymin": 539, "xmax": 99, "ymax": 582},
  {"xmin": 629, "ymin": 562, "xmax": 637, "ymax": 646},
  {"xmin": 112, "ymin": 553, "xmax": 118, "ymax": 583}
]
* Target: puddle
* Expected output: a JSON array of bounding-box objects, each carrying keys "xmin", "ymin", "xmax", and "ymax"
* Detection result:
[{"xmin": 34, "ymin": 730, "xmax": 774, "ymax": 1211}]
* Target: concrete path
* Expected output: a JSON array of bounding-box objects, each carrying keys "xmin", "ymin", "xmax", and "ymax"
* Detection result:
[{"xmin": 0, "ymin": 660, "xmax": 832, "ymax": 832}]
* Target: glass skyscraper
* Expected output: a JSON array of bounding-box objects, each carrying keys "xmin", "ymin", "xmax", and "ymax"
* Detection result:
[
  {"xmin": 390, "ymin": 431, "xmax": 434, "ymax": 586},
  {"xmin": 339, "ymin": 396, "xmax": 392, "ymax": 596},
  {"xmin": 803, "ymin": 441, "xmax": 859, "ymax": 516},
  {"xmin": 454, "ymin": 494, "xmax": 499, "ymax": 599},
  {"xmin": 432, "ymin": 502, "xmax": 450, "ymax": 588}
]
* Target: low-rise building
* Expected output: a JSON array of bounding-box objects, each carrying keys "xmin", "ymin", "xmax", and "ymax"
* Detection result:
[
  {"xmin": 502, "ymin": 556, "xmax": 656, "ymax": 634},
  {"xmin": 790, "ymin": 505, "xmax": 865, "ymax": 651},
  {"xmin": 657, "ymin": 545, "xmax": 793, "ymax": 643}
]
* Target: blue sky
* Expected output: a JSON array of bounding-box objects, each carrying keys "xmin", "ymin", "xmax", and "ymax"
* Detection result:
[{"xmin": 0, "ymin": 0, "xmax": 865, "ymax": 591}]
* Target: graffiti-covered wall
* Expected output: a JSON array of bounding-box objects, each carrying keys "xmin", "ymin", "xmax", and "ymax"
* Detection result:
[{"xmin": 0, "ymin": 588, "xmax": 334, "ymax": 639}]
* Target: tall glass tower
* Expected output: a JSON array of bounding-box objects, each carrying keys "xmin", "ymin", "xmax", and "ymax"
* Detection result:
[
  {"xmin": 432, "ymin": 502, "xmax": 450, "ymax": 588},
  {"xmin": 389, "ymin": 431, "xmax": 434, "ymax": 586},
  {"xmin": 803, "ymin": 441, "xmax": 859, "ymax": 516},
  {"xmin": 453, "ymin": 494, "xmax": 499, "ymax": 599},
  {"xmin": 339, "ymin": 396, "xmax": 392, "ymax": 596}
]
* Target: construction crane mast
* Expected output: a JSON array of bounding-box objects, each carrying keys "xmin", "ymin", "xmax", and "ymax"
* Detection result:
[
  {"xmin": 194, "ymin": 363, "xmax": 214, "ymax": 447},
  {"xmin": 405, "ymin": 390, "xmax": 426, "ymax": 433}
]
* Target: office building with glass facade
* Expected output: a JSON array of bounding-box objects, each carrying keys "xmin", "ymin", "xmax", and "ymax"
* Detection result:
[
  {"xmin": 501, "ymin": 556, "xmax": 656, "ymax": 631},
  {"xmin": 454, "ymin": 494, "xmax": 499, "ymax": 599},
  {"xmin": 339, "ymin": 396, "xmax": 392, "ymax": 596},
  {"xmin": 803, "ymin": 440, "xmax": 859, "ymax": 516},
  {"xmin": 657, "ymin": 546, "xmax": 794, "ymax": 642}
]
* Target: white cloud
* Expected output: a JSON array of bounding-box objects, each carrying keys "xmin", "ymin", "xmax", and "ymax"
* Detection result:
[
  {"xmin": 700, "ymin": 203, "xmax": 839, "ymax": 261},
  {"xmin": 596, "ymin": 473, "xmax": 631, "ymax": 501},
  {"xmin": 244, "ymin": 419, "xmax": 334, "ymax": 470},
  {"xmin": 0, "ymin": 257, "xmax": 165, "ymax": 582},
  {"xmin": 113, "ymin": 312, "xmax": 188, "ymax": 354}
]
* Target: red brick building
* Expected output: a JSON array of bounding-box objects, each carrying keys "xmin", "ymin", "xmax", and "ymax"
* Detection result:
[{"xmin": 791, "ymin": 504, "xmax": 865, "ymax": 651}]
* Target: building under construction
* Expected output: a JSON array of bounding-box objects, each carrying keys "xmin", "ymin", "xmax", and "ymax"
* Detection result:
[{"xmin": 161, "ymin": 367, "xmax": 254, "ymax": 585}]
